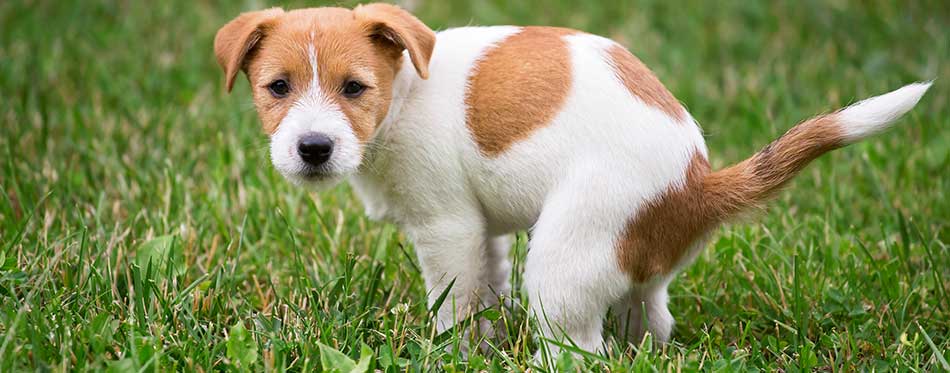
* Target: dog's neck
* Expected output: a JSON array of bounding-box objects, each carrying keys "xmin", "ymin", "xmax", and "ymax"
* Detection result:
[{"xmin": 348, "ymin": 53, "xmax": 419, "ymax": 222}]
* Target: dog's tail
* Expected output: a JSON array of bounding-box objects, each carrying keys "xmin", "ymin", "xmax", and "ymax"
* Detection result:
[{"xmin": 701, "ymin": 82, "xmax": 932, "ymax": 219}]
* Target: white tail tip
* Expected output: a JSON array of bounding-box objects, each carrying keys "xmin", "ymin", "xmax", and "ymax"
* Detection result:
[{"xmin": 838, "ymin": 81, "xmax": 933, "ymax": 142}]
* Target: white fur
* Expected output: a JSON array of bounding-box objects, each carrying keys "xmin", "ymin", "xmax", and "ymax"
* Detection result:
[
  {"xmin": 838, "ymin": 81, "xmax": 933, "ymax": 142},
  {"xmin": 270, "ymin": 37, "xmax": 363, "ymax": 187}
]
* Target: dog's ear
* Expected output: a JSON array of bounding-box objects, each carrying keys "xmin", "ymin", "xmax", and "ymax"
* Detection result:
[
  {"xmin": 214, "ymin": 8, "xmax": 284, "ymax": 92},
  {"xmin": 354, "ymin": 3, "xmax": 435, "ymax": 79}
]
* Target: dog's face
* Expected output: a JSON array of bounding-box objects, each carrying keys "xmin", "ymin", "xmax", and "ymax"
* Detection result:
[{"xmin": 215, "ymin": 4, "xmax": 434, "ymax": 186}]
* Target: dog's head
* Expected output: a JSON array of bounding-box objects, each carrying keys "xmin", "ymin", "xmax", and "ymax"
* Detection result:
[{"xmin": 214, "ymin": 4, "xmax": 434, "ymax": 187}]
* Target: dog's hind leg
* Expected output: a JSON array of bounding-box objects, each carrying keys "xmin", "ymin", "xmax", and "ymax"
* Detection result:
[
  {"xmin": 612, "ymin": 280, "xmax": 674, "ymax": 345},
  {"xmin": 524, "ymin": 182, "xmax": 633, "ymax": 362}
]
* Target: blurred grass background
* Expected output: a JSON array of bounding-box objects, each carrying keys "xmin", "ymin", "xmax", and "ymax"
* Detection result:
[{"xmin": 1, "ymin": 0, "xmax": 948, "ymax": 371}]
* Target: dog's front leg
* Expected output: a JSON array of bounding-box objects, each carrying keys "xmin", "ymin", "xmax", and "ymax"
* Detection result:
[{"xmin": 405, "ymin": 215, "xmax": 489, "ymax": 336}]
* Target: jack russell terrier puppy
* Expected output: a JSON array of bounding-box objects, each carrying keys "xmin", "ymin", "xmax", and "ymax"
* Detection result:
[{"xmin": 214, "ymin": 3, "xmax": 931, "ymax": 357}]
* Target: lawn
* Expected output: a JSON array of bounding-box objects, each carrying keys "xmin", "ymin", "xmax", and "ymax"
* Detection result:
[{"xmin": 1, "ymin": 0, "xmax": 948, "ymax": 371}]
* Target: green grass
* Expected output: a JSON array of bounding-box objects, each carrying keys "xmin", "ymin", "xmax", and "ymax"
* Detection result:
[{"xmin": 1, "ymin": 0, "xmax": 948, "ymax": 371}]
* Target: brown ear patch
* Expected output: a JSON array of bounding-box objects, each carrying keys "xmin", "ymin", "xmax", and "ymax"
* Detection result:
[
  {"xmin": 464, "ymin": 27, "xmax": 575, "ymax": 157},
  {"xmin": 605, "ymin": 44, "xmax": 686, "ymax": 122},
  {"xmin": 354, "ymin": 3, "xmax": 436, "ymax": 79},
  {"xmin": 214, "ymin": 8, "xmax": 285, "ymax": 92},
  {"xmin": 616, "ymin": 151, "xmax": 714, "ymax": 283}
]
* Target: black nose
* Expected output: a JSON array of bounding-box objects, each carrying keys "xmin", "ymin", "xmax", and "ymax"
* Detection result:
[{"xmin": 297, "ymin": 133, "xmax": 334, "ymax": 167}]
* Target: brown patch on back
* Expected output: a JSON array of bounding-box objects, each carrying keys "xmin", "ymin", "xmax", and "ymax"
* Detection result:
[
  {"xmin": 616, "ymin": 151, "xmax": 713, "ymax": 283},
  {"xmin": 464, "ymin": 27, "xmax": 575, "ymax": 157},
  {"xmin": 605, "ymin": 44, "xmax": 686, "ymax": 121}
]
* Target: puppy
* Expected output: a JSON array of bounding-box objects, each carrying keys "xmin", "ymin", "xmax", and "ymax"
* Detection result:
[{"xmin": 214, "ymin": 3, "xmax": 931, "ymax": 357}]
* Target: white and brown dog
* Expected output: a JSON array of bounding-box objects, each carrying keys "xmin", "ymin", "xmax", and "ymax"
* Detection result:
[{"xmin": 215, "ymin": 3, "xmax": 930, "ymax": 356}]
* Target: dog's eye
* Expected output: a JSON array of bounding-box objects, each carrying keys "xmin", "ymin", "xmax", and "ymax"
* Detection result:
[
  {"xmin": 342, "ymin": 80, "xmax": 366, "ymax": 98},
  {"xmin": 268, "ymin": 79, "xmax": 290, "ymax": 98}
]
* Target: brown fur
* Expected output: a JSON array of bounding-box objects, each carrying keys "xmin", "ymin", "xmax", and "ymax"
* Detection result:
[
  {"xmin": 702, "ymin": 114, "xmax": 845, "ymax": 217},
  {"xmin": 618, "ymin": 114, "xmax": 845, "ymax": 282},
  {"xmin": 464, "ymin": 27, "xmax": 575, "ymax": 157},
  {"xmin": 214, "ymin": 5, "xmax": 434, "ymax": 138},
  {"xmin": 354, "ymin": 3, "xmax": 436, "ymax": 80},
  {"xmin": 214, "ymin": 8, "xmax": 284, "ymax": 92},
  {"xmin": 617, "ymin": 151, "xmax": 713, "ymax": 282},
  {"xmin": 605, "ymin": 44, "xmax": 686, "ymax": 121}
]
